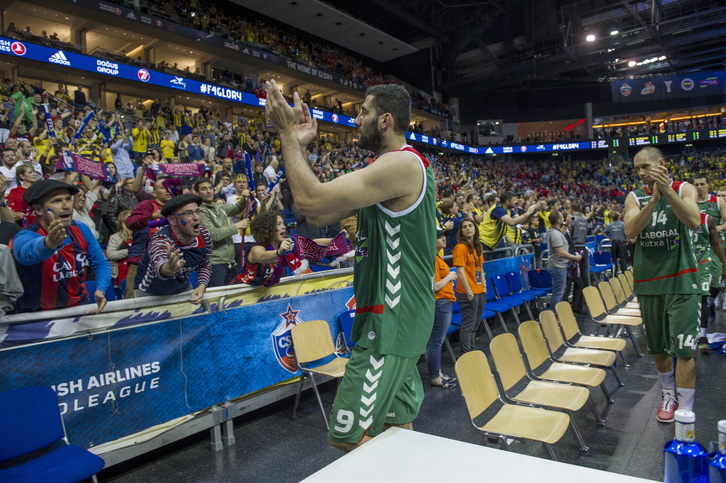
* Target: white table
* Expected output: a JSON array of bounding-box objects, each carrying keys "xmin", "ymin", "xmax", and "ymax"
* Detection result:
[{"xmin": 302, "ymin": 428, "xmax": 659, "ymax": 483}]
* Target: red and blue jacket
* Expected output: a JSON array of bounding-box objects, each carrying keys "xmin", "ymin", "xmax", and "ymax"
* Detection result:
[{"xmin": 12, "ymin": 221, "xmax": 111, "ymax": 313}]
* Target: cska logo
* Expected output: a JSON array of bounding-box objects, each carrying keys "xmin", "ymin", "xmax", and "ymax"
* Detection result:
[{"xmin": 271, "ymin": 303, "xmax": 303, "ymax": 372}]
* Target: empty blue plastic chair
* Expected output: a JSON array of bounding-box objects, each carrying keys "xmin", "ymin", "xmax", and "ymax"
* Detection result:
[
  {"xmin": 528, "ymin": 269, "xmax": 553, "ymax": 293},
  {"xmin": 505, "ymin": 271, "xmax": 544, "ymax": 310},
  {"xmin": 589, "ymin": 252, "xmax": 609, "ymax": 281},
  {"xmin": 338, "ymin": 310, "xmax": 356, "ymax": 349},
  {"xmin": 484, "ymin": 282, "xmax": 519, "ymax": 333},
  {"xmin": 490, "ymin": 275, "xmax": 533, "ymax": 321},
  {"xmin": 0, "ymin": 386, "xmax": 105, "ymax": 482},
  {"xmin": 593, "ymin": 251, "xmax": 615, "ymax": 276},
  {"xmin": 506, "ymin": 271, "xmax": 547, "ymax": 298}
]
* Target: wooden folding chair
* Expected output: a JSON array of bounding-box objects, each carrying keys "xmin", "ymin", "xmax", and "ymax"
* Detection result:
[
  {"xmin": 290, "ymin": 320, "xmax": 348, "ymax": 430},
  {"xmin": 583, "ymin": 286, "xmax": 645, "ymax": 357},
  {"xmin": 517, "ymin": 320, "xmax": 614, "ymax": 404},
  {"xmin": 455, "ymin": 350, "xmax": 571, "ymax": 460},
  {"xmin": 490, "ymin": 333, "xmax": 596, "ymax": 450},
  {"xmin": 614, "ymin": 275, "xmax": 639, "ymax": 308},
  {"xmin": 624, "ymin": 270, "xmax": 635, "ymax": 292},
  {"xmin": 539, "ymin": 310, "xmax": 623, "ymax": 388},
  {"xmin": 598, "ymin": 281, "xmax": 641, "ymax": 317},
  {"xmin": 555, "ymin": 302, "xmax": 628, "ymax": 365}
]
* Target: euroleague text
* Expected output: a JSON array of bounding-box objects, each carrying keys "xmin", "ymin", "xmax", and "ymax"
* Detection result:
[{"xmin": 52, "ymin": 361, "xmax": 161, "ymax": 415}]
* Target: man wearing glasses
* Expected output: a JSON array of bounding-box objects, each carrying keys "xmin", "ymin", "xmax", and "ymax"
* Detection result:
[{"xmin": 134, "ymin": 193, "xmax": 212, "ymax": 304}]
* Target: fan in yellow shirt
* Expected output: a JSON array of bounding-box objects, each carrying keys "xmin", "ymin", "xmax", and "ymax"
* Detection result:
[{"xmin": 160, "ymin": 131, "xmax": 176, "ymax": 160}]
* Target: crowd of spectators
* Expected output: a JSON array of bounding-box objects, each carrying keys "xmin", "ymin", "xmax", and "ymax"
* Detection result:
[
  {"xmin": 104, "ymin": 0, "xmax": 449, "ymax": 117},
  {"xmin": 5, "ymin": 14, "xmax": 449, "ymax": 123},
  {"xmin": 1, "ymin": 72, "xmax": 725, "ymax": 317}
]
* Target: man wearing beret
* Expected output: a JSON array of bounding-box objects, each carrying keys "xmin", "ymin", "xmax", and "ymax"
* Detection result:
[
  {"xmin": 134, "ymin": 193, "xmax": 212, "ymax": 304},
  {"xmin": 12, "ymin": 179, "xmax": 111, "ymax": 313}
]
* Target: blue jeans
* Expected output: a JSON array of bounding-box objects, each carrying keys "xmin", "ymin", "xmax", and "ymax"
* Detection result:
[
  {"xmin": 426, "ymin": 299, "xmax": 453, "ymax": 379},
  {"xmin": 548, "ymin": 266, "xmax": 568, "ymax": 311}
]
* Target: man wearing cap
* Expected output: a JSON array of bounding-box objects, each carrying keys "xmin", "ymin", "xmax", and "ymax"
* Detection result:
[
  {"xmin": 12, "ymin": 179, "xmax": 111, "ymax": 313},
  {"xmin": 134, "ymin": 193, "xmax": 212, "ymax": 303},
  {"xmin": 194, "ymin": 178, "xmax": 250, "ymax": 286}
]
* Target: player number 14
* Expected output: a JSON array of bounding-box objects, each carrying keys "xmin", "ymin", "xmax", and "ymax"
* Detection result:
[
  {"xmin": 676, "ymin": 334, "xmax": 697, "ymax": 350},
  {"xmin": 651, "ymin": 210, "xmax": 668, "ymax": 226}
]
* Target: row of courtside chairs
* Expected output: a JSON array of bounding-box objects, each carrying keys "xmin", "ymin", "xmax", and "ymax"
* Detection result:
[
  {"xmin": 281, "ymin": 270, "xmax": 643, "ymax": 461},
  {"xmin": 455, "ymin": 269, "xmax": 643, "ymax": 460}
]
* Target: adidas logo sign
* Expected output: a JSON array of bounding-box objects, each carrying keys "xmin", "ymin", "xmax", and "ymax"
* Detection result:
[
  {"xmin": 127, "ymin": 12, "xmax": 137, "ymax": 20},
  {"xmin": 49, "ymin": 51, "xmax": 70, "ymax": 66}
]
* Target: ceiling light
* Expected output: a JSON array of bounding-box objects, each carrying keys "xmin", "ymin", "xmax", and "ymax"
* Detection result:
[
  {"xmin": 610, "ymin": 30, "xmax": 619, "ymax": 36},
  {"xmin": 628, "ymin": 61, "xmax": 636, "ymax": 67},
  {"xmin": 586, "ymin": 34, "xmax": 596, "ymax": 42}
]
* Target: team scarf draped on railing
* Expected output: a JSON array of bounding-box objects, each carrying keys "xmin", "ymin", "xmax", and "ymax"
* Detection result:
[
  {"xmin": 145, "ymin": 162, "xmax": 212, "ymax": 183},
  {"xmin": 56, "ymin": 152, "xmax": 116, "ymax": 183},
  {"xmin": 281, "ymin": 232, "xmax": 354, "ymax": 275}
]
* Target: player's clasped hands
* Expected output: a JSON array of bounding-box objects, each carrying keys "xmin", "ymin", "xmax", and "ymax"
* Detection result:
[{"xmin": 651, "ymin": 165, "xmax": 671, "ymax": 198}]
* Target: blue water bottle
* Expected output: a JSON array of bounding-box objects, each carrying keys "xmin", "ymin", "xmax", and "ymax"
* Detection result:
[
  {"xmin": 709, "ymin": 420, "xmax": 726, "ymax": 483},
  {"xmin": 664, "ymin": 409, "xmax": 708, "ymax": 483}
]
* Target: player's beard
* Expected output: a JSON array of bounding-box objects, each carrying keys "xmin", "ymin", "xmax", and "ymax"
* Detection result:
[{"xmin": 358, "ymin": 122, "xmax": 384, "ymax": 154}]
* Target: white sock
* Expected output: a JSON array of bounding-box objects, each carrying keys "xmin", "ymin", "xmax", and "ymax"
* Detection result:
[
  {"xmin": 699, "ymin": 327, "xmax": 707, "ymax": 338},
  {"xmin": 677, "ymin": 388, "xmax": 695, "ymax": 412},
  {"xmin": 659, "ymin": 371, "xmax": 675, "ymax": 391}
]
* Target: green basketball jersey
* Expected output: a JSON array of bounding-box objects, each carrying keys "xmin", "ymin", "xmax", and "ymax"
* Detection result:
[
  {"xmin": 693, "ymin": 213, "xmax": 713, "ymax": 294},
  {"xmin": 698, "ymin": 195, "xmax": 723, "ymax": 287},
  {"xmin": 351, "ymin": 145, "xmax": 436, "ymax": 357},
  {"xmin": 631, "ymin": 182, "xmax": 699, "ymax": 295}
]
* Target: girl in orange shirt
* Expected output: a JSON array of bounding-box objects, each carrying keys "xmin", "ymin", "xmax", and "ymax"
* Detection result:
[
  {"xmin": 427, "ymin": 227, "xmax": 458, "ymax": 388},
  {"xmin": 453, "ymin": 218, "xmax": 486, "ymax": 353}
]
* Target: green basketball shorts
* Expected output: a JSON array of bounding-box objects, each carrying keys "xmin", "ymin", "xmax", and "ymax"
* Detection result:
[
  {"xmin": 328, "ymin": 345, "xmax": 424, "ymax": 444},
  {"xmin": 639, "ymin": 293, "xmax": 700, "ymax": 357}
]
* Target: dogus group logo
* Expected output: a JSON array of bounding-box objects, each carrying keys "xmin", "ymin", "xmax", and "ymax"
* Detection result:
[{"xmin": 271, "ymin": 303, "xmax": 303, "ymax": 372}]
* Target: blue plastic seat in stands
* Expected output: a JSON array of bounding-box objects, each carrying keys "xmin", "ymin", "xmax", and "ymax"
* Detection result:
[
  {"xmin": 589, "ymin": 252, "xmax": 610, "ymax": 281},
  {"xmin": 490, "ymin": 275, "xmax": 532, "ymax": 321},
  {"xmin": 593, "ymin": 251, "xmax": 615, "ymax": 275},
  {"xmin": 528, "ymin": 269, "xmax": 553, "ymax": 293},
  {"xmin": 503, "ymin": 271, "xmax": 542, "ymax": 311},
  {"xmin": 494, "ymin": 274, "xmax": 536, "ymax": 303},
  {"xmin": 484, "ymin": 281, "xmax": 520, "ymax": 333},
  {"xmin": 0, "ymin": 386, "xmax": 105, "ymax": 482},
  {"xmin": 506, "ymin": 271, "xmax": 547, "ymax": 298},
  {"xmin": 338, "ymin": 310, "xmax": 356, "ymax": 349}
]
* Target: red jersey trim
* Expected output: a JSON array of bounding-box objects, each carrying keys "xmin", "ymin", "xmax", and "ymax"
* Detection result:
[
  {"xmin": 356, "ymin": 305, "xmax": 385, "ymax": 315},
  {"xmin": 634, "ymin": 266, "xmax": 698, "ymax": 284}
]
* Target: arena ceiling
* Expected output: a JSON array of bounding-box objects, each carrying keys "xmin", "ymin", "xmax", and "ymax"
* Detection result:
[
  {"xmin": 247, "ymin": 0, "xmax": 726, "ymax": 115},
  {"xmin": 330, "ymin": 0, "xmax": 726, "ymax": 87}
]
